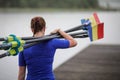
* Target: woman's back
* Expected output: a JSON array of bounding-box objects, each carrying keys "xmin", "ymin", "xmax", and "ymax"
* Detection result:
[
  {"xmin": 18, "ymin": 16, "xmax": 77, "ymax": 80},
  {"xmin": 19, "ymin": 38, "xmax": 69, "ymax": 80}
]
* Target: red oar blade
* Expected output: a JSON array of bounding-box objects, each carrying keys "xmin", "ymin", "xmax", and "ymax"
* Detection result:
[
  {"xmin": 81, "ymin": 13, "xmax": 104, "ymax": 41},
  {"xmin": 89, "ymin": 23, "xmax": 104, "ymax": 41}
]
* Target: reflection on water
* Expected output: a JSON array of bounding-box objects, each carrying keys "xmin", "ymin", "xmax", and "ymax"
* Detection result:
[{"xmin": 0, "ymin": 11, "xmax": 120, "ymax": 80}]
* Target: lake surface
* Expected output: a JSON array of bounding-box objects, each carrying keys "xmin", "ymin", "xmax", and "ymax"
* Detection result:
[{"xmin": 0, "ymin": 11, "xmax": 120, "ymax": 80}]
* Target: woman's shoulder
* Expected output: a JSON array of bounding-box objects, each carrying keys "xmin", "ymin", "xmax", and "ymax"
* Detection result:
[
  {"xmin": 48, "ymin": 38, "xmax": 62, "ymax": 43},
  {"xmin": 48, "ymin": 38, "xmax": 69, "ymax": 45}
]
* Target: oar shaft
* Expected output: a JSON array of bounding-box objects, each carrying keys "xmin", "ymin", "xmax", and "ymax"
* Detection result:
[
  {"xmin": 65, "ymin": 24, "xmax": 84, "ymax": 33},
  {"xmin": 4, "ymin": 32, "xmax": 88, "ymax": 57},
  {"xmin": 24, "ymin": 33, "xmax": 88, "ymax": 49},
  {"xmin": 0, "ymin": 31, "xmax": 88, "ymax": 50},
  {"xmin": 16, "ymin": 25, "xmax": 84, "ymax": 41},
  {"xmin": 73, "ymin": 34, "xmax": 88, "ymax": 38},
  {"xmin": 0, "ymin": 43, "xmax": 12, "ymax": 50},
  {"xmin": 0, "ymin": 37, "xmax": 7, "ymax": 41},
  {"xmin": 21, "ymin": 24, "xmax": 85, "ymax": 40},
  {"xmin": 0, "ymin": 32, "xmax": 88, "ymax": 58},
  {"xmin": 0, "ymin": 24, "xmax": 86, "ymax": 41},
  {"xmin": 25, "ymin": 31, "xmax": 87, "ymax": 44},
  {"xmin": 0, "ymin": 52, "xmax": 9, "ymax": 58}
]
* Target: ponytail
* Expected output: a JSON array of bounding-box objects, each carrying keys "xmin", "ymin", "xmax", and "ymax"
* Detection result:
[{"xmin": 31, "ymin": 17, "xmax": 46, "ymax": 35}]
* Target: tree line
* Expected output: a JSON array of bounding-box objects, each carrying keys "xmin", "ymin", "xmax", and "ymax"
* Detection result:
[{"xmin": 0, "ymin": 0, "xmax": 99, "ymax": 9}]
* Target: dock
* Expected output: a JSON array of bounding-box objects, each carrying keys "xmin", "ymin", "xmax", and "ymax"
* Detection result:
[{"xmin": 54, "ymin": 44, "xmax": 120, "ymax": 80}]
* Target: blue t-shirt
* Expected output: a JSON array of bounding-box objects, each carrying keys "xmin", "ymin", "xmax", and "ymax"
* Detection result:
[{"xmin": 19, "ymin": 38, "xmax": 69, "ymax": 80}]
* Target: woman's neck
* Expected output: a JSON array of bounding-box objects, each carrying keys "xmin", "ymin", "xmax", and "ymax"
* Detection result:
[{"xmin": 33, "ymin": 31, "xmax": 44, "ymax": 37}]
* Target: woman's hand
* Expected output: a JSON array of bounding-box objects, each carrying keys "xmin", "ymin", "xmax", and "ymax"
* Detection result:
[
  {"xmin": 50, "ymin": 29, "xmax": 60, "ymax": 34},
  {"xmin": 50, "ymin": 28, "xmax": 77, "ymax": 47}
]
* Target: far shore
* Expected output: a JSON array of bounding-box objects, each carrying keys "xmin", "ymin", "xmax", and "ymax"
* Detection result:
[{"xmin": 0, "ymin": 8, "xmax": 119, "ymax": 13}]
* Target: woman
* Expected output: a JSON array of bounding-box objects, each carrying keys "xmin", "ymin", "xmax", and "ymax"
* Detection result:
[{"xmin": 18, "ymin": 16, "xmax": 77, "ymax": 80}]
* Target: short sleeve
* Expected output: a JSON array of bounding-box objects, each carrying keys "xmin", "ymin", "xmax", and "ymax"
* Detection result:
[
  {"xmin": 18, "ymin": 52, "xmax": 26, "ymax": 66},
  {"xmin": 51, "ymin": 38, "xmax": 70, "ymax": 49}
]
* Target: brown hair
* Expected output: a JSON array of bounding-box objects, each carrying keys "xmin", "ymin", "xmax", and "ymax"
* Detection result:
[{"xmin": 31, "ymin": 16, "xmax": 46, "ymax": 35}]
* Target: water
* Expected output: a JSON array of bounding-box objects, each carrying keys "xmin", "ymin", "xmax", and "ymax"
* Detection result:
[{"xmin": 0, "ymin": 11, "xmax": 120, "ymax": 80}]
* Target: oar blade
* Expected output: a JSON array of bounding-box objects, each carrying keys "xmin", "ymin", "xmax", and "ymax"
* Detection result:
[
  {"xmin": 81, "ymin": 13, "xmax": 104, "ymax": 41},
  {"xmin": 90, "ymin": 23, "xmax": 104, "ymax": 41}
]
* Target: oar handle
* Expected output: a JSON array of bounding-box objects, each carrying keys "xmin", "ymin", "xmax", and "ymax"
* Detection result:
[
  {"xmin": 0, "ymin": 43, "xmax": 12, "ymax": 50},
  {"xmin": 0, "ymin": 52, "xmax": 9, "ymax": 58}
]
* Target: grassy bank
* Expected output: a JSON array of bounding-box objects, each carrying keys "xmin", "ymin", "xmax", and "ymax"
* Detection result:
[{"xmin": 0, "ymin": 8, "xmax": 109, "ymax": 13}]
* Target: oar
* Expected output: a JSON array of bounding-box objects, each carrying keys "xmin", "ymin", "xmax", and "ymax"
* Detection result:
[
  {"xmin": 0, "ymin": 31, "xmax": 88, "ymax": 50},
  {"xmin": 0, "ymin": 21, "xmax": 90, "ymax": 41},
  {"xmin": 24, "ymin": 34, "xmax": 88, "ymax": 49},
  {"xmin": 0, "ymin": 21, "xmax": 90, "ymax": 50},
  {"xmin": 0, "ymin": 31, "xmax": 88, "ymax": 58},
  {"xmin": 24, "ymin": 31, "xmax": 88, "ymax": 48}
]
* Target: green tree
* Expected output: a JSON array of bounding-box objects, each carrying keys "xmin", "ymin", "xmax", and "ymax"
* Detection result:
[{"xmin": 0, "ymin": 0, "xmax": 99, "ymax": 9}]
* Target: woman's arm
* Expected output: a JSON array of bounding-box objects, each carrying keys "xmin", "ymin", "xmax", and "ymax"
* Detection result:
[
  {"xmin": 18, "ymin": 66, "xmax": 26, "ymax": 80},
  {"xmin": 51, "ymin": 29, "xmax": 77, "ymax": 47}
]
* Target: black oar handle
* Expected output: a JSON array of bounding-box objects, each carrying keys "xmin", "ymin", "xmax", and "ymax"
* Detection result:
[
  {"xmin": 0, "ymin": 52, "xmax": 9, "ymax": 58},
  {"xmin": 0, "ymin": 43, "xmax": 12, "ymax": 50}
]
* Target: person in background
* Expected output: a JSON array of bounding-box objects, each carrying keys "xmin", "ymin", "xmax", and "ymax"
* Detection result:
[{"xmin": 18, "ymin": 16, "xmax": 77, "ymax": 80}]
